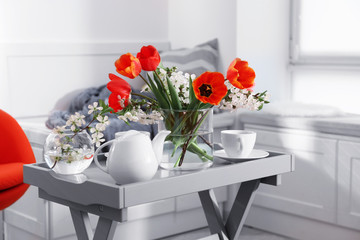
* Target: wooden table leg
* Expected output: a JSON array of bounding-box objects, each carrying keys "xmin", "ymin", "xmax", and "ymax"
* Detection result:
[
  {"xmin": 70, "ymin": 208, "xmax": 94, "ymax": 240},
  {"xmin": 199, "ymin": 179, "xmax": 260, "ymax": 240},
  {"xmin": 70, "ymin": 207, "xmax": 117, "ymax": 240},
  {"xmin": 199, "ymin": 189, "xmax": 229, "ymax": 240},
  {"xmin": 225, "ymin": 179, "xmax": 260, "ymax": 240},
  {"xmin": 94, "ymin": 217, "xmax": 117, "ymax": 240}
]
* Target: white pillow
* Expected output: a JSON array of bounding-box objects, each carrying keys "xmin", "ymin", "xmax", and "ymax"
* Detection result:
[
  {"xmin": 160, "ymin": 39, "xmax": 219, "ymax": 77},
  {"xmin": 261, "ymin": 102, "xmax": 345, "ymax": 117}
]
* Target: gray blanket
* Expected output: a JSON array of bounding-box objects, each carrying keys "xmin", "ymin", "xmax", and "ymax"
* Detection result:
[{"xmin": 46, "ymin": 85, "xmax": 158, "ymax": 141}]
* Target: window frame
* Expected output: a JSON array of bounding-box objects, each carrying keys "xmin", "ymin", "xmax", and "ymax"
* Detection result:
[{"xmin": 289, "ymin": 0, "xmax": 360, "ymax": 71}]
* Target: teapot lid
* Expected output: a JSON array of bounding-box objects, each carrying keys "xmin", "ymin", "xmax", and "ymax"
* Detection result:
[{"xmin": 116, "ymin": 130, "xmax": 149, "ymax": 141}]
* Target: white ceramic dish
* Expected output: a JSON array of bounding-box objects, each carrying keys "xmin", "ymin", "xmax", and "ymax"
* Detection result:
[{"xmin": 214, "ymin": 149, "xmax": 269, "ymax": 162}]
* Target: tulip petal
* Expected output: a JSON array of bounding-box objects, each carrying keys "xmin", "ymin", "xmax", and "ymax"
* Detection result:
[
  {"xmin": 226, "ymin": 58, "xmax": 255, "ymax": 89},
  {"xmin": 193, "ymin": 72, "xmax": 228, "ymax": 105},
  {"xmin": 108, "ymin": 93, "xmax": 126, "ymax": 112},
  {"xmin": 137, "ymin": 45, "xmax": 161, "ymax": 71},
  {"xmin": 115, "ymin": 53, "xmax": 142, "ymax": 79},
  {"xmin": 107, "ymin": 74, "xmax": 131, "ymax": 94},
  {"xmin": 107, "ymin": 74, "xmax": 131, "ymax": 112}
]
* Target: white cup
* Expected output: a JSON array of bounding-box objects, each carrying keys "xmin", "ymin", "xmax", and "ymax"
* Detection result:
[
  {"xmin": 115, "ymin": 131, "xmax": 150, "ymax": 139},
  {"xmin": 221, "ymin": 130, "xmax": 256, "ymax": 158}
]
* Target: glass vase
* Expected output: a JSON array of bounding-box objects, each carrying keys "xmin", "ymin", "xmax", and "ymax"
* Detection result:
[
  {"xmin": 158, "ymin": 108, "xmax": 214, "ymax": 171},
  {"xmin": 43, "ymin": 131, "xmax": 94, "ymax": 175}
]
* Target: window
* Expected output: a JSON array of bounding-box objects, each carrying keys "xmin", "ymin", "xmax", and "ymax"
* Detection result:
[{"xmin": 290, "ymin": 0, "xmax": 360, "ymax": 114}]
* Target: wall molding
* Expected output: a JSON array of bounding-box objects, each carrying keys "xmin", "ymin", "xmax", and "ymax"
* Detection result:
[
  {"xmin": 0, "ymin": 41, "xmax": 170, "ymax": 117},
  {"xmin": 0, "ymin": 41, "xmax": 170, "ymax": 56}
]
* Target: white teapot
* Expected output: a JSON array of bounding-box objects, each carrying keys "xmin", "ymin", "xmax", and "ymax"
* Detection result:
[{"xmin": 94, "ymin": 130, "xmax": 170, "ymax": 184}]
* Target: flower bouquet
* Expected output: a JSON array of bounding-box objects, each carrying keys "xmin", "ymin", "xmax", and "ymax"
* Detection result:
[{"xmin": 106, "ymin": 45, "xmax": 269, "ymax": 169}]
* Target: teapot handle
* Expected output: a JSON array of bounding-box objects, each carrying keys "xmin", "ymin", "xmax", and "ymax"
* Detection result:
[{"xmin": 94, "ymin": 140, "xmax": 115, "ymax": 173}]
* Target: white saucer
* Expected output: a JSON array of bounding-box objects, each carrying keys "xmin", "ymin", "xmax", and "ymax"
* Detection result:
[{"xmin": 214, "ymin": 149, "xmax": 269, "ymax": 162}]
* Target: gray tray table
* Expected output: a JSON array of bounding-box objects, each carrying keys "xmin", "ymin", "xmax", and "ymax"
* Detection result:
[{"xmin": 24, "ymin": 151, "xmax": 294, "ymax": 240}]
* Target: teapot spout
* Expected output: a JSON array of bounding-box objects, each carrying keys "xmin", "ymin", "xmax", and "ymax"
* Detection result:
[{"xmin": 152, "ymin": 130, "xmax": 171, "ymax": 164}]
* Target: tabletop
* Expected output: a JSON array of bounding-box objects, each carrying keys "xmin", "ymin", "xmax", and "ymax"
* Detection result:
[{"xmin": 24, "ymin": 151, "xmax": 294, "ymax": 210}]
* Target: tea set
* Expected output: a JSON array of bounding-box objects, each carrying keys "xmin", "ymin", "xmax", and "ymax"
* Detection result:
[{"xmin": 51, "ymin": 129, "xmax": 268, "ymax": 185}]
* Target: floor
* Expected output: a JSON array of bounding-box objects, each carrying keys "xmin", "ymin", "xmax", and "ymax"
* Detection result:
[{"xmin": 160, "ymin": 226, "xmax": 292, "ymax": 240}]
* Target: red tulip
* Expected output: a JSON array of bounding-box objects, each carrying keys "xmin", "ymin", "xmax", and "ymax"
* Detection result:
[
  {"xmin": 107, "ymin": 73, "xmax": 131, "ymax": 112},
  {"xmin": 226, "ymin": 58, "xmax": 255, "ymax": 89},
  {"xmin": 115, "ymin": 53, "xmax": 141, "ymax": 79},
  {"xmin": 193, "ymin": 72, "xmax": 228, "ymax": 105},
  {"xmin": 136, "ymin": 45, "xmax": 161, "ymax": 71}
]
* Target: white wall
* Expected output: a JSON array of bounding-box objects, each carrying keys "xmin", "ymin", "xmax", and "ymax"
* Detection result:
[
  {"xmin": 0, "ymin": 0, "xmax": 169, "ymax": 117},
  {"xmin": 0, "ymin": 0, "xmax": 168, "ymax": 42},
  {"xmin": 237, "ymin": 0, "xmax": 290, "ymax": 101},
  {"xmin": 168, "ymin": 0, "xmax": 237, "ymax": 74}
]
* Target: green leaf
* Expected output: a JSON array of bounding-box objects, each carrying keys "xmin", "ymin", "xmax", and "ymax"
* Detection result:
[
  {"xmin": 152, "ymin": 72, "xmax": 172, "ymax": 105},
  {"xmin": 188, "ymin": 76, "xmax": 195, "ymax": 103},
  {"xmin": 199, "ymin": 103, "xmax": 212, "ymax": 109},
  {"xmin": 188, "ymin": 76, "xmax": 205, "ymax": 110},
  {"xmin": 187, "ymin": 99, "xmax": 201, "ymax": 110},
  {"xmin": 166, "ymin": 76, "xmax": 182, "ymax": 110},
  {"xmin": 147, "ymin": 73, "xmax": 170, "ymax": 109},
  {"xmin": 103, "ymin": 108, "xmax": 113, "ymax": 114},
  {"xmin": 187, "ymin": 77, "xmax": 201, "ymax": 110},
  {"xmin": 258, "ymin": 104, "xmax": 264, "ymax": 110},
  {"xmin": 98, "ymin": 99, "xmax": 106, "ymax": 108},
  {"xmin": 258, "ymin": 90, "xmax": 267, "ymax": 98}
]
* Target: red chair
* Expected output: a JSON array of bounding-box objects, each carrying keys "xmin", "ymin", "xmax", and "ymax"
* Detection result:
[{"xmin": 0, "ymin": 109, "xmax": 36, "ymax": 210}]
